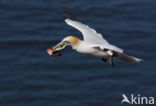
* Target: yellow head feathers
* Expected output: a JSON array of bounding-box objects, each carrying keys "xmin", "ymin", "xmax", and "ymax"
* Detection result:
[{"xmin": 62, "ymin": 36, "xmax": 81, "ymax": 48}]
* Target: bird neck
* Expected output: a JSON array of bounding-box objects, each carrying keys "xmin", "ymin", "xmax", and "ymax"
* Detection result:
[{"xmin": 65, "ymin": 36, "xmax": 82, "ymax": 49}]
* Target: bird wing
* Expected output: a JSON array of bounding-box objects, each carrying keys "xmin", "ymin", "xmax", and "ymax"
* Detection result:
[
  {"xmin": 113, "ymin": 51, "xmax": 142, "ymax": 63},
  {"xmin": 63, "ymin": 11, "xmax": 123, "ymax": 53}
]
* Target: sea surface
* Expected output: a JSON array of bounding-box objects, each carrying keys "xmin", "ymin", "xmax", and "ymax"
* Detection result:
[{"xmin": 0, "ymin": 0, "xmax": 156, "ymax": 106}]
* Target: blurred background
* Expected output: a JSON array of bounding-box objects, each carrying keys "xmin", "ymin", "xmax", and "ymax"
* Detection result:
[{"xmin": 0, "ymin": 0, "xmax": 156, "ymax": 106}]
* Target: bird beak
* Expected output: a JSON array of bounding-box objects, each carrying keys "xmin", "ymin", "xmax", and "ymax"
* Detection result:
[{"xmin": 47, "ymin": 41, "xmax": 67, "ymax": 56}]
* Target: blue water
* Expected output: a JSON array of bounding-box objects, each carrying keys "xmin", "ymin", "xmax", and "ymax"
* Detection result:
[{"xmin": 0, "ymin": 0, "xmax": 156, "ymax": 106}]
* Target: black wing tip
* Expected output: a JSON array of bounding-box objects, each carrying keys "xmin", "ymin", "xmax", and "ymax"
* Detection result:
[{"xmin": 63, "ymin": 11, "xmax": 78, "ymax": 21}]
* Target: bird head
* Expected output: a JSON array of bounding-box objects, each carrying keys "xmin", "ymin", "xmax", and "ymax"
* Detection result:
[
  {"xmin": 62, "ymin": 36, "xmax": 81, "ymax": 49},
  {"xmin": 47, "ymin": 36, "xmax": 80, "ymax": 56}
]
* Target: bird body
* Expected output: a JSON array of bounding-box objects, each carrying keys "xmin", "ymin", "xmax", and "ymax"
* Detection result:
[{"xmin": 63, "ymin": 36, "xmax": 110, "ymax": 59}]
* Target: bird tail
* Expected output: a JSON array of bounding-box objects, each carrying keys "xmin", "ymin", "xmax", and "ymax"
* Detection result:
[{"xmin": 113, "ymin": 51, "xmax": 143, "ymax": 63}]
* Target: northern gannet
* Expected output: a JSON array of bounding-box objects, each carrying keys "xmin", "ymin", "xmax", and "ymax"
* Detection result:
[{"xmin": 47, "ymin": 12, "xmax": 142, "ymax": 66}]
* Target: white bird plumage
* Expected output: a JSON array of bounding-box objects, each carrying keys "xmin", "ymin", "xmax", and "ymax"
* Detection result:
[
  {"xmin": 65, "ymin": 19, "xmax": 123, "ymax": 53},
  {"xmin": 49, "ymin": 12, "xmax": 142, "ymax": 66}
]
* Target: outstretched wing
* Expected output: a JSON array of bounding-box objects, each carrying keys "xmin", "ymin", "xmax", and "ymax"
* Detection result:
[
  {"xmin": 63, "ymin": 11, "xmax": 123, "ymax": 53},
  {"xmin": 113, "ymin": 51, "xmax": 142, "ymax": 63}
]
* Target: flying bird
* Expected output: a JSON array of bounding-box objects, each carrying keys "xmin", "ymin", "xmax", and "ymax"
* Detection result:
[{"xmin": 47, "ymin": 11, "xmax": 142, "ymax": 66}]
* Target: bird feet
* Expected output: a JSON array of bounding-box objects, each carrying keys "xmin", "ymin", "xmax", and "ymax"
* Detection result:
[{"xmin": 109, "ymin": 56, "xmax": 115, "ymax": 67}]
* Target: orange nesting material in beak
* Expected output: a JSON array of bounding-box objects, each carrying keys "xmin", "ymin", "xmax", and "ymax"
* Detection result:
[{"xmin": 47, "ymin": 48, "xmax": 61, "ymax": 57}]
